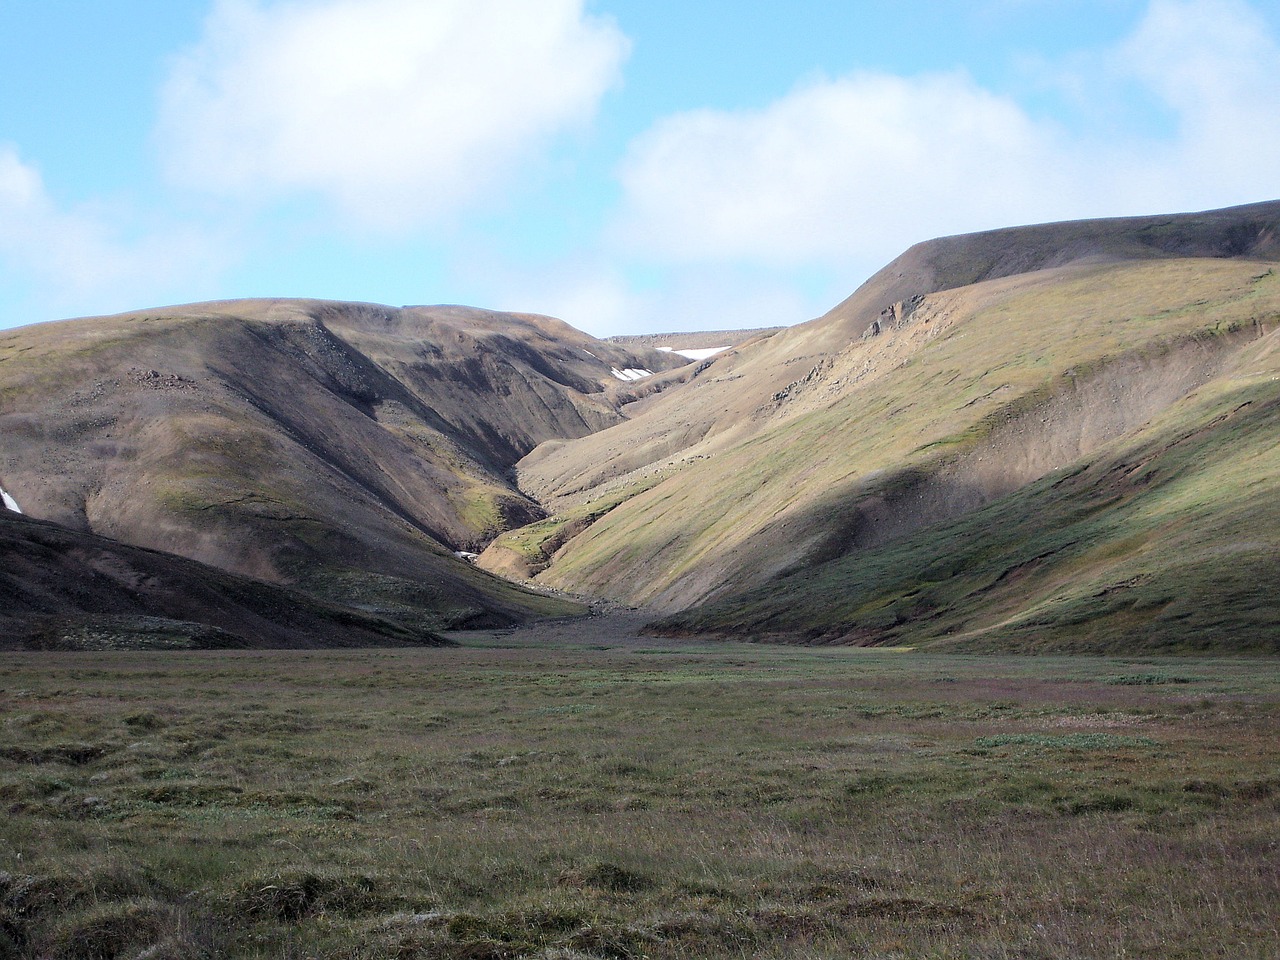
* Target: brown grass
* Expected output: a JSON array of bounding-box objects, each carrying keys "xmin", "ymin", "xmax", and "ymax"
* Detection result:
[{"xmin": 1, "ymin": 630, "xmax": 1277, "ymax": 957}]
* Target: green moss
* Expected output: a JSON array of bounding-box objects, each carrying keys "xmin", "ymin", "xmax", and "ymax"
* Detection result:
[
  {"xmin": 451, "ymin": 487, "xmax": 505, "ymax": 537},
  {"xmin": 973, "ymin": 733, "xmax": 1157, "ymax": 750}
]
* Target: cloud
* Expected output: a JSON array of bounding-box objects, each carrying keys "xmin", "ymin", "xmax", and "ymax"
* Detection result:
[
  {"xmin": 613, "ymin": 71, "xmax": 1073, "ymax": 269},
  {"xmin": 0, "ymin": 146, "xmax": 227, "ymax": 324},
  {"xmin": 611, "ymin": 0, "xmax": 1280, "ymax": 278},
  {"xmin": 1117, "ymin": 0, "xmax": 1280, "ymax": 190},
  {"xmin": 1122, "ymin": 0, "xmax": 1277, "ymax": 113},
  {"xmin": 158, "ymin": 0, "xmax": 628, "ymax": 230}
]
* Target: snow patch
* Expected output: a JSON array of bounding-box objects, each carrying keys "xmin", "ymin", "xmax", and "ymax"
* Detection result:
[
  {"xmin": 1, "ymin": 486, "xmax": 21, "ymax": 514},
  {"xmin": 656, "ymin": 346, "xmax": 731, "ymax": 361},
  {"xmin": 611, "ymin": 367, "xmax": 653, "ymax": 382}
]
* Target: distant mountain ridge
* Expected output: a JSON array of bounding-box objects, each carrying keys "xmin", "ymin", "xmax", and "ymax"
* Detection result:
[
  {"xmin": 606, "ymin": 328, "xmax": 783, "ymax": 351},
  {"xmin": 812, "ymin": 199, "xmax": 1280, "ymax": 342}
]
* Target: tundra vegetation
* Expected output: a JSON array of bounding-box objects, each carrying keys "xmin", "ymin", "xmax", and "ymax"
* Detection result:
[{"xmin": 1, "ymin": 633, "xmax": 1276, "ymax": 958}]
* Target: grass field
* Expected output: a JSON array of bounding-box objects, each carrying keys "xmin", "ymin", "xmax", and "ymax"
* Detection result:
[{"xmin": 1, "ymin": 630, "xmax": 1277, "ymax": 958}]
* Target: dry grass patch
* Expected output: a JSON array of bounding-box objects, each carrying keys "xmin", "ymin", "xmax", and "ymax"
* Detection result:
[{"xmin": 0, "ymin": 639, "xmax": 1276, "ymax": 958}]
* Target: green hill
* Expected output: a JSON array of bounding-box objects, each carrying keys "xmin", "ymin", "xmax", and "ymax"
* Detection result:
[
  {"xmin": 5, "ymin": 202, "xmax": 1279, "ymax": 651},
  {"xmin": 483, "ymin": 202, "xmax": 1280, "ymax": 652}
]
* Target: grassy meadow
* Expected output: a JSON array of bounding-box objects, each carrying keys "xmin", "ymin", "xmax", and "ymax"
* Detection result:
[{"xmin": 1, "ymin": 632, "xmax": 1277, "ymax": 958}]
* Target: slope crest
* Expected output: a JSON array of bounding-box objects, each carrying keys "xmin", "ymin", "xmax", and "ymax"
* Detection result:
[{"xmin": 513, "ymin": 202, "xmax": 1280, "ymax": 515}]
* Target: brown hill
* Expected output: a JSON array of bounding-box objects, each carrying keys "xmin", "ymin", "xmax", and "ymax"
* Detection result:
[
  {"xmin": 812, "ymin": 198, "xmax": 1280, "ymax": 342},
  {"xmin": 0, "ymin": 299, "xmax": 684, "ymax": 630},
  {"xmin": 481, "ymin": 201, "xmax": 1280, "ymax": 651},
  {"xmin": 606, "ymin": 328, "xmax": 782, "ymax": 351},
  {"xmin": 5, "ymin": 201, "xmax": 1279, "ymax": 652},
  {"xmin": 511, "ymin": 201, "xmax": 1280, "ymax": 512}
]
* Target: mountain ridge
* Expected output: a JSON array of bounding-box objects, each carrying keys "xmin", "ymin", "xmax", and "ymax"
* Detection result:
[{"xmin": 0, "ymin": 299, "xmax": 684, "ymax": 633}]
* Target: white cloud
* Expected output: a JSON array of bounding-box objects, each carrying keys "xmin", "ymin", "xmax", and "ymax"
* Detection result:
[
  {"xmin": 509, "ymin": 264, "xmax": 643, "ymax": 337},
  {"xmin": 1122, "ymin": 0, "xmax": 1277, "ymax": 112},
  {"xmin": 613, "ymin": 71, "xmax": 1074, "ymax": 269},
  {"xmin": 158, "ymin": 0, "xmax": 628, "ymax": 230},
  {"xmin": 0, "ymin": 150, "xmax": 44, "ymax": 208},
  {"xmin": 623, "ymin": 267, "xmax": 827, "ymax": 335},
  {"xmin": 611, "ymin": 0, "xmax": 1280, "ymax": 278},
  {"xmin": 0, "ymin": 146, "xmax": 227, "ymax": 325},
  {"xmin": 1118, "ymin": 0, "xmax": 1280, "ymax": 191}
]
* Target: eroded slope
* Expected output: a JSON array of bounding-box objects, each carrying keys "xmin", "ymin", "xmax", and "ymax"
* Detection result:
[
  {"xmin": 659, "ymin": 340, "xmax": 1280, "ymax": 653},
  {"xmin": 514, "ymin": 201, "xmax": 1280, "ymax": 513},
  {"xmin": 0, "ymin": 299, "xmax": 681, "ymax": 628}
]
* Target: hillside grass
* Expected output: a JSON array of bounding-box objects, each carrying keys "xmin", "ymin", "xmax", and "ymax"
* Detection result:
[
  {"xmin": 1, "ymin": 640, "xmax": 1277, "ymax": 958},
  {"xmin": 658, "ymin": 368, "xmax": 1280, "ymax": 652},
  {"xmin": 483, "ymin": 474, "xmax": 671, "ymax": 575},
  {"xmin": 295, "ymin": 567, "xmax": 584, "ymax": 631},
  {"xmin": 536, "ymin": 259, "xmax": 1280, "ymax": 626}
]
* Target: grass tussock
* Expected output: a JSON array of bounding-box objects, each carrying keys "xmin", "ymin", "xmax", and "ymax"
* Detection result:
[{"xmin": 0, "ymin": 640, "xmax": 1277, "ymax": 958}]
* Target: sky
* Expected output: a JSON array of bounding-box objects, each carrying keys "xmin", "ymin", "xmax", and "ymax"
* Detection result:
[{"xmin": 1, "ymin": 0, "xmax": 1278, "ymax": 336}]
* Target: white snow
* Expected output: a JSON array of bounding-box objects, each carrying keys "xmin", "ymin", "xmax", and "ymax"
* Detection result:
[
  {"xmin": 656, "ymin": 346, "xmax": 731, "ymax": 361},
  {"xmin": 1, "ymin": 487, "xmax": 21, "ymax": 514},
  {"xmin": 611, "ymin": 367, "xmax": 654, "ymax": 382}
]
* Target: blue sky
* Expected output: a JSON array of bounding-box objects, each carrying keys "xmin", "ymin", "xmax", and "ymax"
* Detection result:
[{"xmin": 1, "ymin": 0, "xmax": 1278, "ymax": 335}]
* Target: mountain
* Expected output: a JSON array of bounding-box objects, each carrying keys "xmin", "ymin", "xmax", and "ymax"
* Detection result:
[
  {"xmin": 480, "ymin": 201, "xmax": 1280, "ymax": 652},
  {"xmin": 0, "ymin": 299, "xmax": 684, "ymax": 632}
]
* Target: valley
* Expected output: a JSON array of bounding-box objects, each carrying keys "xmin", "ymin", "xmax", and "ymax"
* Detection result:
[
  {"xmin": 5, "ymin": 5, "xmax": 1280, "ymax": 958},
  {"xmin": 2, "ymin": 201, "xmax": 1279, "ymax": 651},
  {"xmin": 1, "ymin": 201, "xmax": 1279, "ymax": 960},
  {"xmin": 485, "ymin": 203, "xmax": 1280, "ymax": 653}
]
